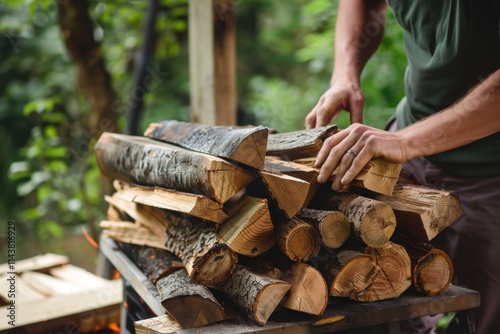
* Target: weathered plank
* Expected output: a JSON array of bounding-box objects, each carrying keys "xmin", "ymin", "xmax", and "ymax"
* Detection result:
[
  {"xmin": 109, "ymin": 181, "xmax": 229, "ymax": 224},
  {"xmin": 94, "ymin": 132, "xmax": 255, "ymax": 203},
  {"xmin": 145, "ymin": 120, "xmax": 268, "ymax": 169},
  {"xmin": 266, "ymin": 125, "xmax": 338, "ymax": 160}
]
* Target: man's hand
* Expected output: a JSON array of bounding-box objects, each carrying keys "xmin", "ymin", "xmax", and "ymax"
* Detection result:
[
  {"xmin": 314, "ymin": 123, "xmax": 408, "ymax": 191},
  {"xmin": 305, "ymin": 83, "xmax": 364, "ymax": 129}
]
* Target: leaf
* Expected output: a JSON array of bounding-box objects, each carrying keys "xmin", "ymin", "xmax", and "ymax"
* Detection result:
[
  {"xmin": 37, "ymin": 220, "xmax": 64, "ymax": 240},
  {"xmin": 8, "ymin": 161, "xmax": 31, "ymax": 181}
]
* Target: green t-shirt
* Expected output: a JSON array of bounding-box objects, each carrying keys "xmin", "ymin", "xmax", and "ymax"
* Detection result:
[{"xmin": 387, "ymin": 0, "xmax": 500, "ymax": 176}]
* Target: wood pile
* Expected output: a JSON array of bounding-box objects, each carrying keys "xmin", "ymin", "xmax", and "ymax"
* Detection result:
[{"xmin": 96, "ymin": 120, "xmax": 462, "ymax": 329}]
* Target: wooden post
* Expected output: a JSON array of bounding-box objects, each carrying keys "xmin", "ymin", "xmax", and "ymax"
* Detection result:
[{"xmin": 189, "ymin": 0, "xmax": 236, "ymax": 125}]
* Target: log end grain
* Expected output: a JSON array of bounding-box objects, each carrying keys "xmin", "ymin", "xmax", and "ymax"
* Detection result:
[
  {"xmin": 187, "ymin": 245, "xmax": 238, "ymax": 287},
  {"xmin": 414, "ymin": 249, "xmax": 454, "ymax": 296},
  {"xmin": 319, "ymin": 211, "xmax": 351, "ymax": 249}
]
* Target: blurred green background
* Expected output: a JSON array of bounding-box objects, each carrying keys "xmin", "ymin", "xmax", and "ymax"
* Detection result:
[{"xmin": 0, "ymin": 0, "xmax": 406, "ymax": 266}]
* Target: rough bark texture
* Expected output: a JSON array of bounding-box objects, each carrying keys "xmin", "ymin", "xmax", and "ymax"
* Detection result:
[
  {"xmin": 218, "ymin": 196, "xmax": 275, "ymax": 257},
  {"xmin": 94, "ymin": 132, "xmax": 255, "ymax": 203},
  {"xmin": 161, "ymin": 210, "xmax": 237, "ymax": 287},
  {"xmin": 218, "ymin": 265, "xmax": 291, "ymax": 325},
  {"xmin": 119, "ymin": 242, "xmax": 183, "ymax": 284},
  {"xmin": 145, "ymin": 121, "xmax": 268, "ymax": 169},
  {"xmin": 297, "ymin": 208, "xmax": 350, "ymax": 249},
  {"xmin": 156, "ymin": 269, "xmax": 226, "ymax": 328},
  {"xmin": 275, "ymin": 217, "xmax": 321, "ymax": 261},
  {"xmin": 266, "ymin": 125, "xmax": 338, "ymax": 160},
  {"xmin": 309, "ymin": 189, "xmax": 396, "ymax": 247}
]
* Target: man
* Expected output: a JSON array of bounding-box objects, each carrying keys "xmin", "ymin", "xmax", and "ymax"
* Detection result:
[{"xmin": 305, "ymin": 1, "xmax": 500, "ymax": 333}]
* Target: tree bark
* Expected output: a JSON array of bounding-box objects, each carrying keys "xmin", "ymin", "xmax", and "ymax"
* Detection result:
[
  {"xmin": 218, "ymin": 265, "xmax": 291, "ymax": 325},
  {"xmin": 296, "ymin": 208, "xmax": 350, "ymax": 249},
  {"xmin": 309, "ymin": 189, "xmax": 396, "ymax": 247},
  {"xmin": 94, "ymin": 132, "xmax": 255, "ymax": 203},
  {"xmin": 156, "ymin": 269, "xmax": 227, "ymax": 328},
  {"xmin": 145, "ymin": 121, "xmax": 268, "ymax": 169}
]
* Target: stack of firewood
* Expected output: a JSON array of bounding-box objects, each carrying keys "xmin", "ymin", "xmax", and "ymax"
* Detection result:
[{"xmin": 96, "ymin": 120, "xmax": 462, "ymax": 328}]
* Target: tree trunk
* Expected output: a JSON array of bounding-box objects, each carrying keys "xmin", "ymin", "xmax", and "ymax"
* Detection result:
[
  {"xmin": 145, "ymin": 121, "xmax": 268, "ymax": 169},
  {"xmin": 156, "ymin": 269, "xmax": 227, "ymax": 328},
  {"xmin": 218, "ymin": 265, "xmax": 291, "ymax": 325},
  {"xmin": 94, "ymin": 132, "xmax": 255, "ymax": 203},
  {"xmin": 296, "ymin": 208, "xmax": 350, "ymax": 249},
  {"xmin": 57, "ymin": 0, "xmax": 119, "ymax": 138}
]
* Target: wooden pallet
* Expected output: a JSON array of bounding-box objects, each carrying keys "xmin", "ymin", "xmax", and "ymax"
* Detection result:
[{"xmin": 0, "ymin": 253, "xmax": 122, "ymax": 333}]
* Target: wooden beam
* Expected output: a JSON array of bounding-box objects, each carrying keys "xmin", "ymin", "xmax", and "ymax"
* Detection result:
[{"xmin": 189, "ymin": 0, "xmax": 236, "ymax": 125}]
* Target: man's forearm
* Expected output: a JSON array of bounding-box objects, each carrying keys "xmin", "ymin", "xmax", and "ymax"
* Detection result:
[
  {"xmin": 401, "ymin": 69, "xmax": 500, "ymax": 160},
  {"xmin": 332, "ymin": 0, "xmax": 387, "ymax": 84}
]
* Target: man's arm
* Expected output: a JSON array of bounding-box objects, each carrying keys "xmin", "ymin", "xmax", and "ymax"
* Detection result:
[
  {"xmin": 305, "ymin": 0, "xmax": 387, "ymax": 128},
  {"xmin": 315, "ymin": 69, "xmax": 500, "ymax": 190}
]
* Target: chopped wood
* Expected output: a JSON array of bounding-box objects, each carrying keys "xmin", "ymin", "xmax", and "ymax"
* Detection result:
[
  {"xmin": 100, "ymin": 220, "xmax": 168, "ymax": 250},
  {"xmin": 363, "ymin": 242, "xmax": 412, "ymax": 302},
  {"xmin": 296, "ymin": 208, "xmax": 350, "ymax": 249},
  {"xmin": 309, "ymin": 189, "xmax": 396, "ymax": 247},
  {"xmin": 293, "ymin": 157, "xmax": 402, "ymax": 196},
  {"xmin": 218, "ymin": 265, "xmax": 292, "ymax": 325},
  {"xmin": 218, "ymin": 196, "xmax": 275, "ymax": 257},
  {"xmin": 156, "ymin": 269, "xmax": 227, "ymax": 328},
  {"xmin": 135, "ymin": 315, "xmax": 181, "ymax": 334},
  {"xmin": 119, "ymin": 243, "xmax": 183, "ymax": 284},
  {"xmin": 247, "ymin": 170, "xmax": 310, "ymax": 219},
  {"xmin": 0, "ymin": 253, "xmax": 68, "ymax": 275},
  {"xmin": 275, "ymin": 217, "xmax": 321, "ymax": 261},
  {"xmin": 266, "ymin": 125, "xmax": 338, "ymax": 160},
  {"xmin": 280, "ymin": 262, "xmax": 328, "ymax": 316},
  {"xmin": 109, "ymin": 181, "xmax": 229, "ymax": 224},
  {"xmin": 94, "ymin": 132, "xmax": 255, "ymax": 203},
  {"xmin": 144, "ymin": 120, "xmax": 268, "ymax": 170},
  {"xmin": 158, "ymin": 209, "xmax": 237, "ymax": 287},
  {"xmin": 392, "ymin": 233, "xmax": 453, "ymax": 296},
  {"xmin": 367, "ymin": 184, "xmax": 463, "ymax": 242},
  {"xmin": 320, "ymin": 250, "xmax": 380, "ymax": 299}
]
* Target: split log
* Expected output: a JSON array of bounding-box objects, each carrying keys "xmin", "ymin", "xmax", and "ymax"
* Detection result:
[
  {"xmin": 119, "ymin": 243, "xmax": 183, "ymax": 285},
  {"xmin": 266, "ymin": 125, "xmax": 338, "ymax": 160},
  {"xmin": 392, "ymin": 234, "xmax": 453, "ymax": 296},
  {"xmin": 367, "ymin": 184, "xmax": 463, "ymax": 242},
  {"xmin": 247, "ymin": 170, "xmax": 310, "ymax": 219},
  {"xmin": 363, "ymin": 242, "xmax": 412, "ymax": 302},
  {"xmin": 264, "ymin": 156, "xmax": 320, "ymax": 205},
  {"xmin": 218, "ymin": 265, "xmax": 291, "ymax": 325},
  {"xmin": 218, "ymin": 196, "xmax": 275, "ymax": 257},
  {"xmin": 144, "ymin": 120, "xmax": 268, "ymax": 170},
  {"xmin": 296, "ymin": 208, "xmax": 350, "ymax": 249},
  {"xmin": 309, "ymin": 189, "xmax": 396, "ymax": 247},
  {"xmin": 275, "ymin": 217, "xmax": 321, "ymax": 261},
  {"xmin": 280, "ymin": 263, "xmax": 328, "ymax": 316},
  {"xmin": 134, "ymin": 315, "xmax": 182, "ymax": 334},
  {"xmin": 157, "ymin": 209, "xmax": 238, "ymax": 287},
  {"xmin": 94, "ymin": 132, "xmax": 255, "ymax": 203},
  {"xmin": 320, "ymin": 250, "xmax": 380, "ymax": 299},
  {"xmin": 156, "ymin": 269, "xmax": 226, "ymax": 328},
  {"xmin": 110, "ymin": 181, "xmax": 229, "ymax": 223},
  {"xmin": 100, "ymin": 220, "xmax": 168, "ymax": 250},
  {"xmin": 293, "ymin": 157, "xmax": 402, "ymax": 196}
]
